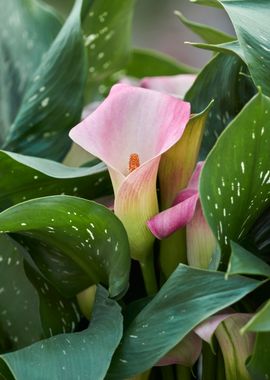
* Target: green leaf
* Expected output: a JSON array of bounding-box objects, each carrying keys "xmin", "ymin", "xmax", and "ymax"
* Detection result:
[
  {"xmin": 247, "ymin": 332, "xmax": 270, "ymax": 380},
  {"xmin": 188, "ymin": 40, "xmax": 245, "ymax": 61},
  {"xmin": 190, "ymin": 0, "xmax": 223, "ymax": 7},
  {"xmin": 0, "ymin": 0, "xmax": 62, "ymax": 144},
  {"xmin": 175, "ymin": 11, "xmax": 234, "ymax": 44},
  {"xmin": 242, "ymin": 300, "xmax": 270, "ymax": 333},
  {"xmin": 220, "ymin": 0, "xmax": 270, "ymax": 96},
  {"xmin": 83, "ymin": 0, "xmax": 135, "ymax": 101},
  {"xmin": 0, "ymin": 195, "xmax": 130, "ymax": 298},
  {"xmin": 185, "ymin": 53, "xmax": 255, "ymax": 159},
  {"xmin": 0, "ymin": 286, "xmax": 123, "ymax": 380},
  {"xmin": 0, "ymin": 234, "xmax": 79, "ymax": 351},
  {"xmin": 215, "ymin": 314, "xmax": 254, "ymax": 380},
  {"xmin": 0, "ymin": 150, "xmax": 112, "ymax": 211},
  {"xmin": 3, "ymin": 0, "xmax": 87, "ymax": 161},
  {"xmin": 227, "ymin": 241, "xmax": 270, "ymax": 278},
  {"xmin": 24, "ymin": 263, "xmax": 81, "ymax": 338},
  {"xmin": 0, "ymin": 234, "xmax": 43, "ymax": 350},
  {"xmin": 200, "ymin": 92, "xmax": 270, "ymax": 258},
  {"xmin": 125, "ymin": 48, "xmax": 197, "ymax": 79},
  {"xmin": 107, "ymin": 265, "xmax": 260, "ymax": 379}
]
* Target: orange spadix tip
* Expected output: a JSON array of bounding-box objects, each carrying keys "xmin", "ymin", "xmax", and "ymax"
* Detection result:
[{"xmin": 129, "ymin": 153, "xmax": 140, "ymax": 173}]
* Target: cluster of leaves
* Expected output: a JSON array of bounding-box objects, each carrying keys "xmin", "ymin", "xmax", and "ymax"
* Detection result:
[{"xmin": 0, "ymin": 0, "xmax": 269, "ymax": 379}]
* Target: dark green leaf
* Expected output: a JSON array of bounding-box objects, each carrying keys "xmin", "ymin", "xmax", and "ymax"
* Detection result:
[
  {"xmin": 247, "ymin": 332, "xmax": 270, "ymax": 380},
  {"xmin": 107, "ymin": 265, "xmax": 260, "ymax": 379},
  {"xmin": 24, "ymin": 263, "xmax": 81, "ymax": 338},
  {"xmin": 200, "ymin": 92, "xmax": 270, "ymax": 259},
  {"xmin": 3, "ymin": 0, "xmax": 87, "ymax": 161},
  {"xmin": 227, "ymin": 241, "xmax": 270, "ymax": 278},
  {"xmin": 83, "ymin": 0, "xmax": 135, "ymax": 101},
  {"xmin": 0, "ymin": 150, "xmax": 112, "ymax": 211},
  {"xmin": 175, "ymin": 11, "xmax": 234, "ymax": 44},
  {"xmin": 185, "ymin": 53, "xmax": 255, "ymax": 159},
  {"xmin": 125, "ymin": 48, "xmax": 197, "ymax": 79},
  {"xmin": 0, "ymin": 195, "xmax": 130, "ymax": 298},
  {"xmin": 0, "ymin": 286, "xmax": 123, "ymax": 380},
  {"xmin": 189, "ymin": 40, "xmax": 245, "ymax": 61},
  {"xmin": 0, "ymin": 0, "xmax": 62, "ymax": 144},
  {"xmin": 0, "ymin": 234, "xmax": 43, "ymax": 351},
  {"xmin": 220, "ymin": 0, "xmax": 270, "ymax": 96}
]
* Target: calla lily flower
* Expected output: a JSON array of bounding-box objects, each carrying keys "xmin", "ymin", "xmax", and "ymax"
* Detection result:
[
  {"xmin": 140, "ymin": 74, "xmax": 196, "ymax": 99},
  {"xmin": 69, "ymin": 84, "xmax": 190, "ymax": 261},
  {"xmin": 148, "ymin": 162, "xmax": 216, "ymax": 268}
]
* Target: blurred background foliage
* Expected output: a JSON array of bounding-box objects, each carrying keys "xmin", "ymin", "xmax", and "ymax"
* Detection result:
[{"xmin": 45, "ymin": 0, "xmax": 234, "ymax": 68}]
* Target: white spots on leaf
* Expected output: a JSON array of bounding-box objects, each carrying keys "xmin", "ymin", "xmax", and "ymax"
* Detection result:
[
  {"xmin": 86, "ymin": 228, "xmax": 95, "ymax": 240},
  {"xmin": 241, "ymin": 161, "xmax": 245, "ymax": 174},
  {"xmin": 84, "ymin": 34, "xmax": 98, "ymax": 47},
  {"xmin": 41, "ymin": 97, "xmax": 49, "ymax": 107},
  {"xmin": 20, "ymin": 222, "xmax": 27, "ymax": 226}
]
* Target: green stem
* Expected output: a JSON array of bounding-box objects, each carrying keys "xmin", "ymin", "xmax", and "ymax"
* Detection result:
[
  {"xmin": 202, "ymin": 342, "xmax": 217, "ymax": 380},
  {"xmin": 139, "ymin": 254, "xmax": 158, "ymax": 295},
  {"xmin": 176, "ymin": 365, "xmax": 191, "ymax": 380},
  {"xmin": 159, "ymin": 229, "xmax": 187, "ymax": 282},
  {"xmin": 161, "ymin": 366, "xmax": 175, "ymax": 380},
  {"xmin": 216, "ymin": 347, "xmax": 226, "ymax": 380}
]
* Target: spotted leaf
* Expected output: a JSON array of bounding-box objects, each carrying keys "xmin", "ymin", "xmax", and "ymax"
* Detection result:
[
  {"xmin": 0, "ymin": 0, "xmax": 61, "ymax": 145},
  {"xmin": 0, "ymin": 234, "xmax": 80, "ymax": 351},
  {"xmin": 107, "ymin": 265, "xmax": 259, "ymax": 379},
  {"xmin": 185, "ymin": 53, "xmax": 255, "ymax": 159},
  {"xmin": 83, "ymin": 0, "xmax": 135, "ymax": 101},
  {"xmin": 3, "ymin": 0, "xmax": 87, "ymax": 161},
  {"xmin": 0, "ymin": 195, "xmax": 130, "ymax": 298},
  {"xmin": 220, "ymin": 0, "xmax": 270, "ymax": 96},
  {"xmin": 200, "ymin": 92, "xmax": 270, "ymax": 259},
  {"xmin": 0, "ymin": 286, "xmax": 123, "ymax": 380},
  {"xmin": 0, "ymin": 150, "xmax": 112, "ymax": 211}
]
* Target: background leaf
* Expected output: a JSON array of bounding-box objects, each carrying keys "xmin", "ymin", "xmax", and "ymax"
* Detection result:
[
  {"xmin": 185, "ymin": 53, "xmax": 255, "ymax": 159},
  {"xmin": 0, "ymin": 150, "xmax": 112, "ymax": 211},
  {"xmin": 0, "ymin": 286, "xmax": 123, "ymax": 380},
  {"xmin": 0, "ymin": 0, "xmax": 62, "ymax": 144},
  {"xmin": 83, "ymin": 0, "xmax": 135, "ymax": 101},
  {"xmin": 3, "ymin": 0, "xmax": 87, "ymax": 161},
  {"xmin": 175, "ymin": 10, "xmax": 234, "ymax": 44},
  {"xmin": 0, "ymin": 196, "xmax": 130, "ymax": 298},
  {"xmin": 107, "ymin": 265, "xmax": 260, "ymax": 379},
  {"xmin": 220, "ymin": 0, "xmax": 270, "ymax": 96},
  {"xmin": 125, "ymin": 48, "xmax": 197, "ymax": 79},
  {"xmin": 200, "ymin": 92, "xmax": 270, "ymax": 258}
]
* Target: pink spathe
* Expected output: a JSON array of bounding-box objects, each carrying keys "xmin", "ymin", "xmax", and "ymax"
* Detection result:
[{"xmin": 69, "ymin": 84, "xmax": 191, "ymax": 260}]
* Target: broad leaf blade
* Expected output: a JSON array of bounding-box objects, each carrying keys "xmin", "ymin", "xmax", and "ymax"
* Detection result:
[
  {"xmin": 200, "ymin": 92, "xmax": 270, "ymax": 258},
  {"xmin": 3, "ymin": 0, "xmax": 87, "ymax": 161},
  {"xmin": 0, "ymin": 0, "xmax": 61, "ymax": 144},
  {"xmin": 175, "ymin": 11, "xmax": 234, "ymax": 44},
  {"xmin": 0, "ymin": 150, "xmax": 112, "ymax": 211},
  {"xmin": 227, "ymin": 242, "xmax": 270, "ymax": 278},
  {"xmin": 247, "ymin": 332, "xmax": 270, "ymax": 380},
  {"xmin": 0, "ymin": 234, "xmax": 43, "ymax": 350},
  {"xmin": 83, "ymin": 0, "xmax": 135, "ymax": 101},
  {"xmin": 107, "ymin": 265, "xmax": 260, "ymax": 379},
  {"xmin": 0, "ymin": 286, "xmax": 123, "ymax": 380},
  {"xmin": 220, "ymin": 0, "xmax": 270, "ymax": 96},
  {"xmin": 0, "ymin": 196, "xmax": 130, "ymax": 298},
  {"xmin": 185, "ymin": 53, "xmax": 255, "ymax": 159}
]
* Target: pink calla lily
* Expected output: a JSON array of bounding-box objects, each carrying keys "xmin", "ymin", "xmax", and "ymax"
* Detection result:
[
  {"xmin": 70, "ymin": 84, "xmax": 190, "ymax": 260},
  {"xmin": 140, "ymin": 74, "xmax": 196, "ymax": 98},
  {"xmin": 148, "ymin": 162, "xmax": 216, "ymax": 268}
]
